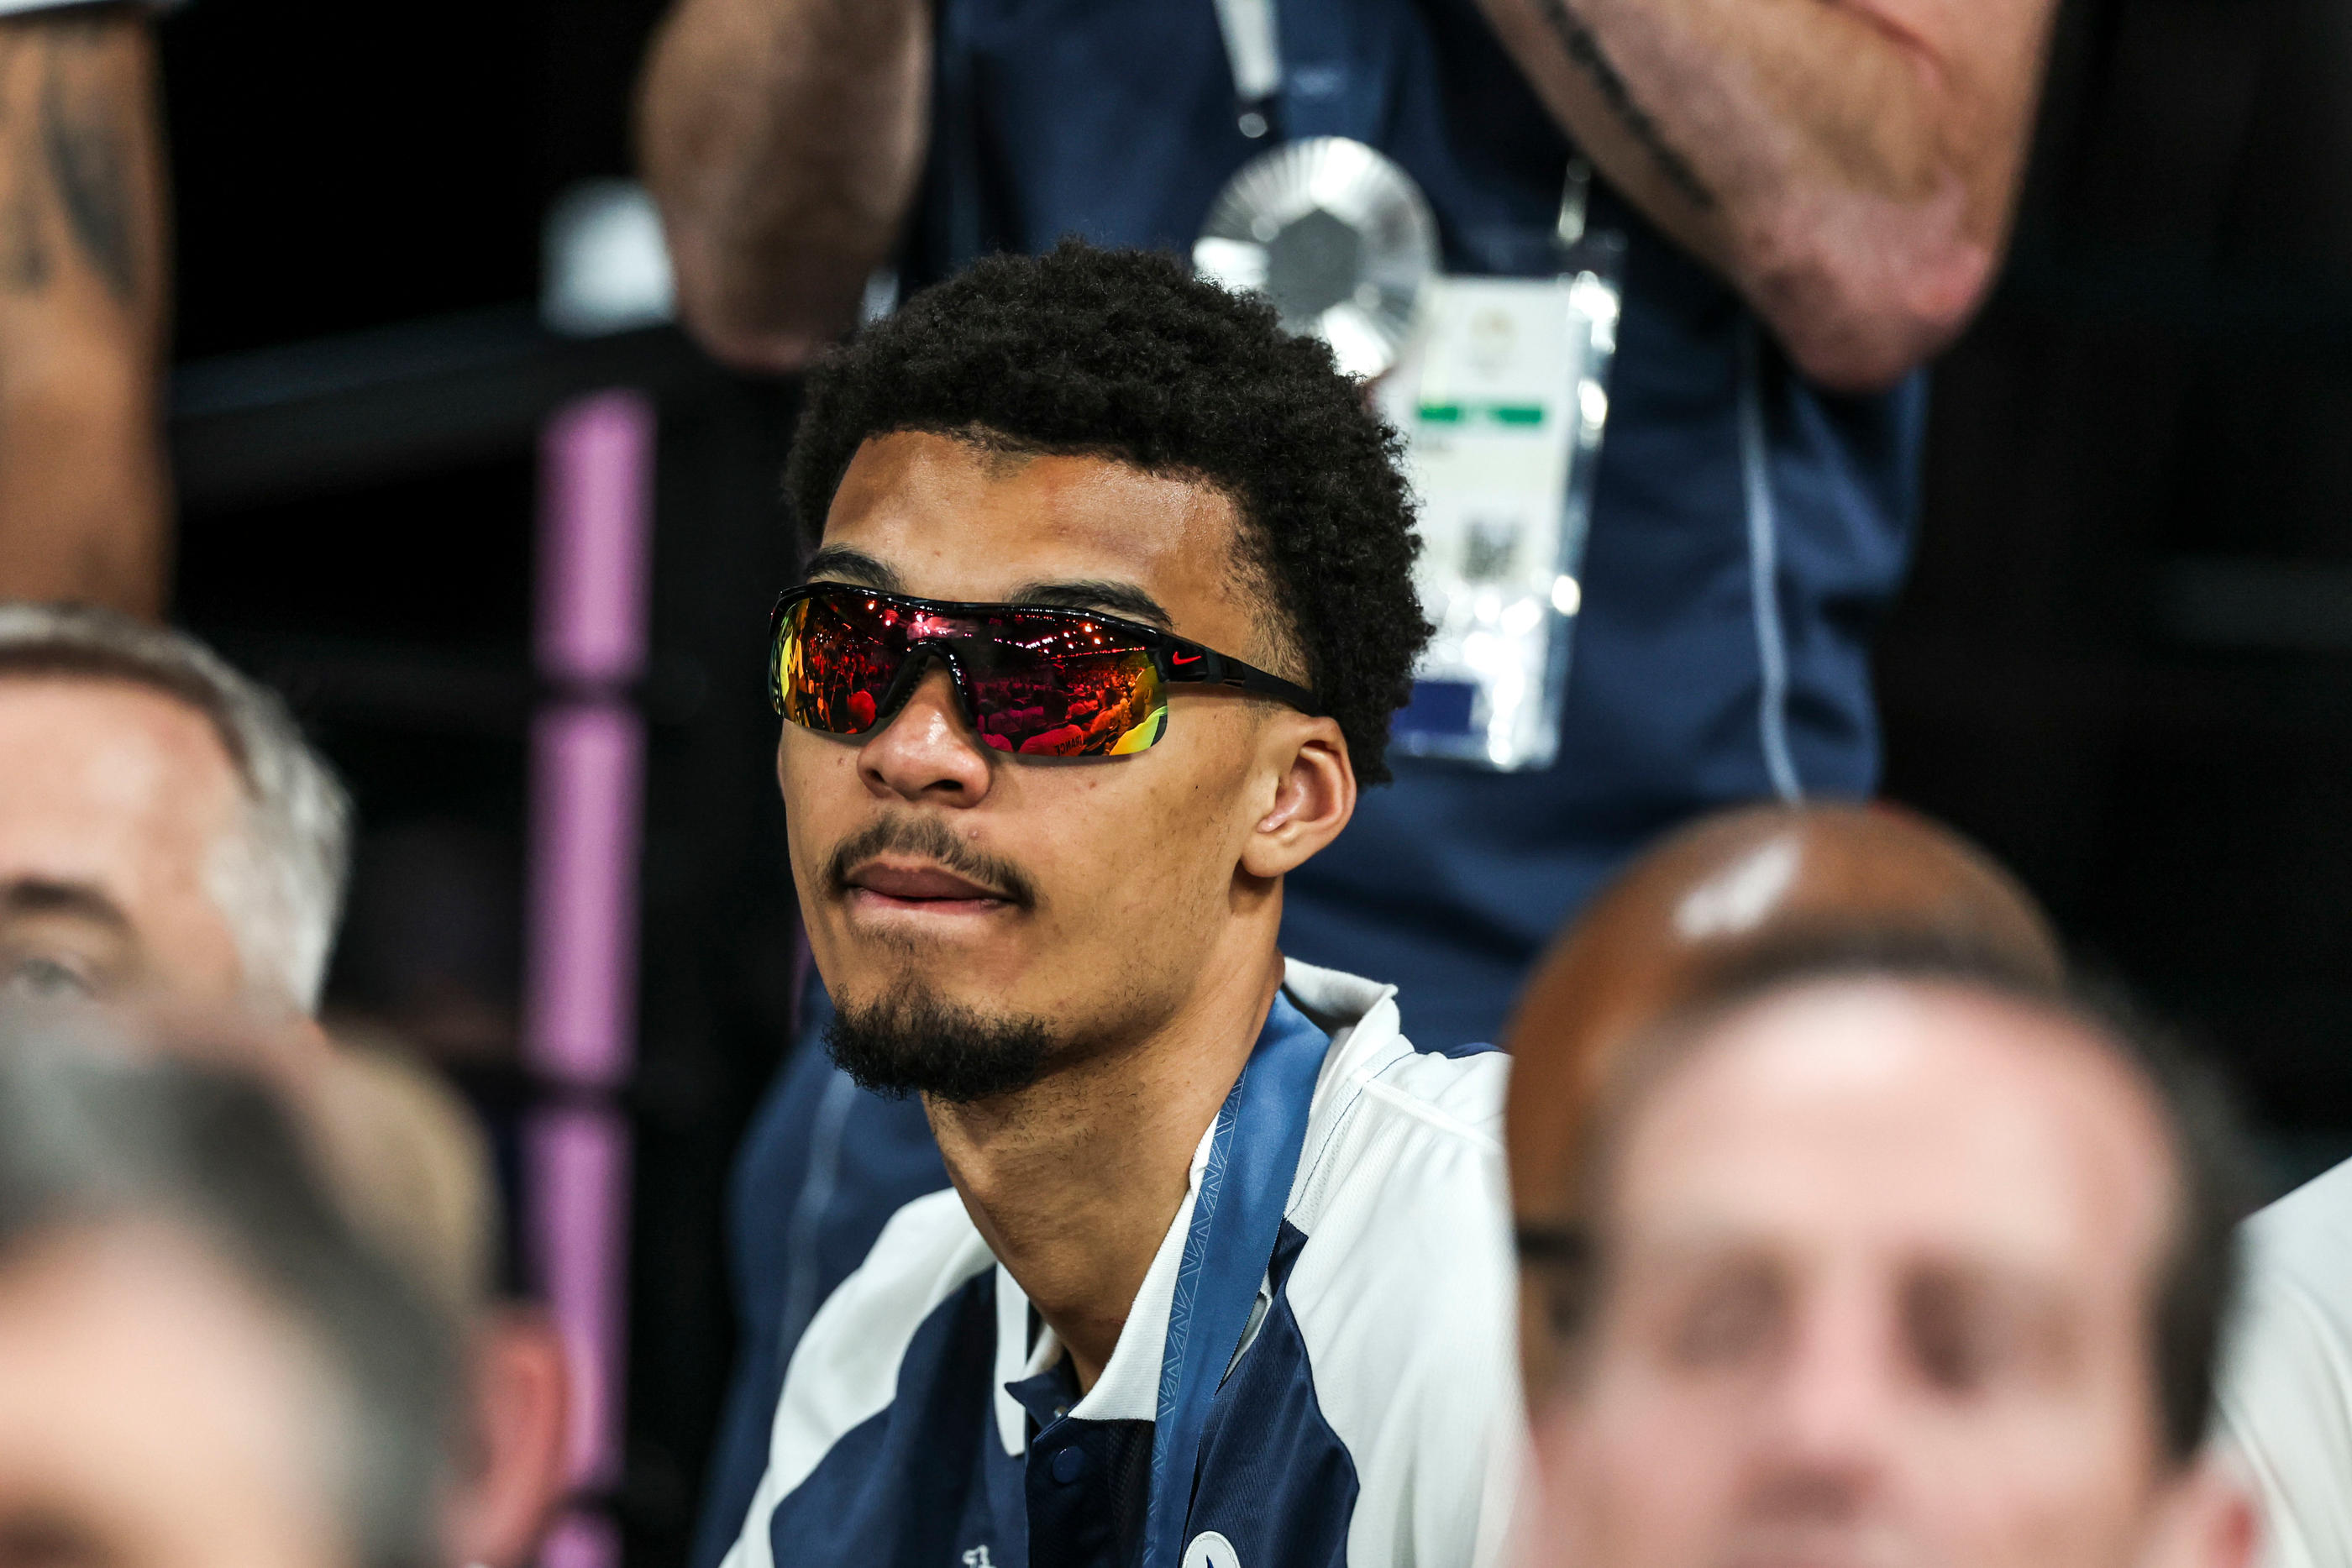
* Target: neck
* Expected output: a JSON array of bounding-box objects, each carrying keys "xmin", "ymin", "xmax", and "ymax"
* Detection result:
[{"xmin": 925, "ymin": 936, "xmax": 1288, "ymax": 1393}]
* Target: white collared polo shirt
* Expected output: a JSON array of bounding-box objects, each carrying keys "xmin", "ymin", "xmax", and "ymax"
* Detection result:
[{"xmin": 718, "ymin": 959, "xmax": 1523, "ymax": 1568}]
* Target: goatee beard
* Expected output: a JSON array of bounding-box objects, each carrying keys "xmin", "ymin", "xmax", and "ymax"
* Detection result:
[{"xmin": 826, "ymin": 980, "xmax": 1058, "ymax": 1104}]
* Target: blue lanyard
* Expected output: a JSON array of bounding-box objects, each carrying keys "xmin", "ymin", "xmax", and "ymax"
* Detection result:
[
  {"xmin": 1210, "ymin": 0, "xmax": 1384, "ymax": 144},
  {"xmin": 1141, "ymin": 990, "xmax": 1331, "ymax": 1568}
]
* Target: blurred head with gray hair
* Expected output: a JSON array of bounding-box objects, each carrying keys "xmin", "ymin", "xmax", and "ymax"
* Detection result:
[
  {"xmin": 0, "ymin": 604, "xmax": 350, "ymax": 1013},
  {"xmin": 0, "ymin": 1027, "xmax": 455, "ymax": 1568}
]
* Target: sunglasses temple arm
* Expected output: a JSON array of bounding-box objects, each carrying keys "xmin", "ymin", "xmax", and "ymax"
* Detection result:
[
  {"xmin": 1162, "ymin": 646, "xmax": 1321, "ymax": 716},
  {"xmin": 1234, "ymin": 667, "xmax": 1321, "ymax": 716}
]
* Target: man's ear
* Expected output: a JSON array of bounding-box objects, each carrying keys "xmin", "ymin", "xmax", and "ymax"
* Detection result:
[
  {"xmin": 2137, "ymin": 1452, "xmax": 2261, "ymax": 1568},
  {"xmin": 443, "ymin": 1305, "xmax": 573, "ymax": 1568},
  {"xmin": 1240, "ymin": 716, "xmax": 1356, "ymax": 879}
]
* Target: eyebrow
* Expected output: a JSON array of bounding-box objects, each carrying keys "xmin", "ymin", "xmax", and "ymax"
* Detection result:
[
  {"xmin": 801, "ymin": 548, "xmax": 1174, "ymax": 631},
  {"xmin": 801, "ymin": 546, "xmax": 904, "ymax": 592},
  {"xmin": 0, "ymin": 879, "xmax": 132, "ymax": 931},
  {"xmin": 1008, "ymin": 579, "xmax": 1173, "ymax": 630}
]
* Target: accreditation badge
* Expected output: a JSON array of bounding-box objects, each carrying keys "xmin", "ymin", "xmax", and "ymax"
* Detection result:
[
  {"xmin": 1376, "ymin": 251, "xmax": 1620, "ymax": 770},
  {"xmin": 1196, "ymin": 139, "xmax": 1622, "ymax": 772}
]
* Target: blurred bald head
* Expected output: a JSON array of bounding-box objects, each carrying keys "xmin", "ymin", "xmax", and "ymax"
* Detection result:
[{"xmin": 1505, "ymin": 802, "xmax": 2061, "ymax": 1228}]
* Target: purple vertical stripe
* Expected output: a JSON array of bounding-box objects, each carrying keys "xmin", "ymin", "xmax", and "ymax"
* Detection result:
[
  {"xmin": 538, "ymin": 392, "xmax": 657, "ymax": 684},
  {"xmin": 523, "ymin": 705, "xmax": 646, "ymax": 1090},
  {"xmin": 526, "ymin": 1107, "xmax": 633, "ymax": 1486},
  {"xmin": 524, "ymin": 390, "xmax": 656, "ymax": 1568}
]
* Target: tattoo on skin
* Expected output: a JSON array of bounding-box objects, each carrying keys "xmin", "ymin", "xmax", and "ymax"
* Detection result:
[
  {"xmin": 0, "ymin": 188, "xmax": 47, "ymax": 292},
  {"xmin": 0, "ymin": 40, "xmax": 47, "ymax": 291},
  {"xmin": 1528, "ymin": 0, "xmax": 1718, "ymax": 212},
  {"xmin": 0, "ymin": 18, "xmax": 141, "ymax": 300},
  {"xmin": 39, "ymin": 27, "xmax": 137, "ymax": 302}
]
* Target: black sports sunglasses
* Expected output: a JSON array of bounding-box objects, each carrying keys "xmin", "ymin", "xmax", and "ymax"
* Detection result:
[{"xmin": 769, "ymin": 583, "xmax": 1320, "ymax": 758}]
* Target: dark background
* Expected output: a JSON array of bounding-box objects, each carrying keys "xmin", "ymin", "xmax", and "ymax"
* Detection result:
[{"xmin": 155, "ymin": 0, "xmax": 2352, "ymax": 1560}]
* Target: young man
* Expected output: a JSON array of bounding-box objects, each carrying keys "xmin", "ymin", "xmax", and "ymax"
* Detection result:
[
  {"xmin": 1514, "ymin": 944, "xmax": 2258, "ymax": 1568},
  {"xmin": 669, "ymin": 1, "xmax": 2061, "ymax": 1549},
  {"xmin": 717, "ymin": 244, "xmax": 1519, "ymax": 1568}
]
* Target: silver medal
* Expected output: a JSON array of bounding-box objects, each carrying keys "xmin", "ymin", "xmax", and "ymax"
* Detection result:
[{"xmin": 1192, "ymin": 137, "xmax": 1438, "ymax": 380}]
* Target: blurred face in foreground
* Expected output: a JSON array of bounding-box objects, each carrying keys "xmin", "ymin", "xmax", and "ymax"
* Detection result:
[
  {"xmin": 780, "ymin": 431, "xmax": 1351, "ymax": 1099},
  {"xmin": 0, "ymin": 1220, "xmax": 349, "ymax": 1568},
  {"xmin": 1525, "ymin": 980, "xmax": 2250, "ymax": 1568},
  {"xmin": 0, "ymin": 677, "xmax": 249, "ymax": 1009}
]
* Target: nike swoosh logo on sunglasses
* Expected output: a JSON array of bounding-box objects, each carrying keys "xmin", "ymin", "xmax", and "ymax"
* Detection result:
[{"xmin": 1170, "ymin": 651, "xmax": 1202, "ymax": 665}]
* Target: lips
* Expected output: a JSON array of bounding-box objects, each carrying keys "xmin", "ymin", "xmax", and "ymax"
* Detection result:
[{"xmin": 846, "ymin": 859, "xmax": 1011, "ymax": 911}]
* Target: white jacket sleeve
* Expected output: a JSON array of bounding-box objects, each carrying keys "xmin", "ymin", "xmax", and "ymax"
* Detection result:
[
  {"xmin": 1284, "ymin": 1048, "xmax": 1527, "ymax": 1568},
  {"xmin": 2217, "ymin": 1156, "xmax": 2352, "ymax": 1568}
]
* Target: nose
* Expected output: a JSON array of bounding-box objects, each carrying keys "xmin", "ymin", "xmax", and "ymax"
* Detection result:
[
  {"xmin": 1751, "ymin": 1284, "xmax": 1895, "ymax": 1509},
  {"xmin": 858, "ymin": 658, "xmax": 994, "ymax": 805}
]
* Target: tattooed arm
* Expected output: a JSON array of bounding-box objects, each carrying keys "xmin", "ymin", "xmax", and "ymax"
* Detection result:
[
  {"xmin": 0, "ymin": 4, "xmax": 166, "ymax": 616},
  {"xmin": 638, "ymin": 0, "xmax": 928, "ymax": 373},
  {"xmin": 1478, "ymin": 0, "xmax": 2058, "ymax": 389}
]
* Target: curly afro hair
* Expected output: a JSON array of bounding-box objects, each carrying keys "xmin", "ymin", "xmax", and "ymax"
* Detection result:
[{"xmin": 783, "ymin": 239, "xmax": 1432, "ymax": 786}]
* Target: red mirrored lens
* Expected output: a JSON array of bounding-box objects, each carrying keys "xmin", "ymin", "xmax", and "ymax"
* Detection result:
[
  {"xmin": 774, "ymin": 592, "xmax": 1171, "ymax": 757},
  {"xmin": 774, "ymin": 593, "xmax": 906, "ymax": 736},
  {"xmin": 958, "ymin": 624, "xmax": 1166, "ymax": 758}
]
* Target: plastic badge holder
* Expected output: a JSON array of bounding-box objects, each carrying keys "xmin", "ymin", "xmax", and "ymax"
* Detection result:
[{"xmin": 1378, "ymin": 231, "xmax": 1623, "ymax": 772}]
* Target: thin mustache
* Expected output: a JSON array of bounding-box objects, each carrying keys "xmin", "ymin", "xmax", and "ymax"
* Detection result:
[{"xmin": 823, "ymin": 815, "xmax": 1039, "ymax": 910}]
